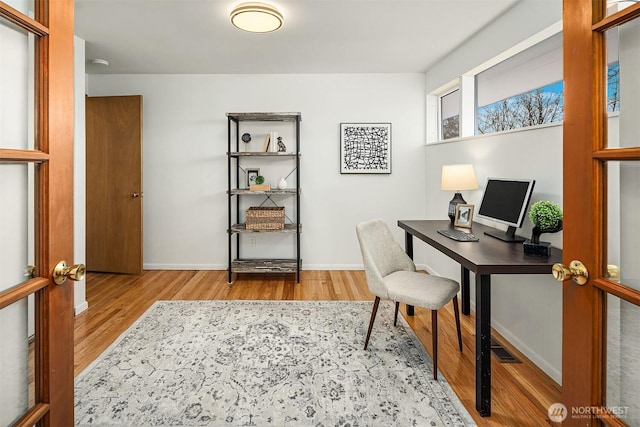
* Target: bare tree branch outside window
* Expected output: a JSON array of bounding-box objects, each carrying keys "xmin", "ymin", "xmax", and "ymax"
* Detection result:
[
  {"xmin": 477, "ymin": 82, "xmax": 563, "ymax": 134},
  {"xmin": 442, "ymin": 116, "xmax": 459, "ymax": 140},
  {"xmin": 476, "ymin": 64, "xmax": 619, "ymax": 135},
  {"xmin": 608, "ymin": 62, "xmax": 620, "ymax": 113}
]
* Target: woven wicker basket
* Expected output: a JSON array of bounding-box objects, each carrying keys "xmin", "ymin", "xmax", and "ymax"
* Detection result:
[{"xmin": 246, "ymin": 207, "xmax": 285, "ymax": 230}]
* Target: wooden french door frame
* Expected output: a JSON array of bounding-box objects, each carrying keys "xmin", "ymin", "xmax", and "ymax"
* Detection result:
[
  {"xmin": 0, "ymin": 0, "xmax": 75, "ymax": 425},
  {"xmin": 563, "ymin": 1, "xmax": 640, "ymax": 426}
]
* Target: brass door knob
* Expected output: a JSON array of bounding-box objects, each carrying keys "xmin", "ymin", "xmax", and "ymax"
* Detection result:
[
  {"xmin": 607, "ymin": 264, "xmax": 620, "ymax": 282},
  {"xmin": 53, "ymin": 260, "xmax": 86, "ymax": 285},
  {"xmin": 26, "ymin": 265, "xmax": 36, "ymax": 278},
  {"xmin": 552, "ymin": 260, "xmax": 588, "ymax": 285}
]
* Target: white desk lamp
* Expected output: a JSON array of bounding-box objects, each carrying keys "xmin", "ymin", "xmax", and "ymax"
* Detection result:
[{"xmin": 441, "ymin": 164, "xmax": 478, "ymax": 224}]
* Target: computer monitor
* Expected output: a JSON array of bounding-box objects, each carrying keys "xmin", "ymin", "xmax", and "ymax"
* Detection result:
[{"xmin": 477, "ymin": 178, "xmax": 536, "ymax": 242}]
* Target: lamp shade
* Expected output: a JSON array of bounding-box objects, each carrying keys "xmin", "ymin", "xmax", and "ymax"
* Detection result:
[
  {"xmin": 441, "ymin": 164, "xmax": 478, "ymax": 191},
  {"xmin": 231, "ymin": 2, "xmax": 283, "ymax": 33}
]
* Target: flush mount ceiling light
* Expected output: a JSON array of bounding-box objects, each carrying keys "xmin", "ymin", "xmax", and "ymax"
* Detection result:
[{"xmin": 230, "ymin": 2, "xmax": 283, "ymax": 33}]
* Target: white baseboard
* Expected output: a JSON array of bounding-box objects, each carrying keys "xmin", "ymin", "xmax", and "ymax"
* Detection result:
[
  {"xmin": 143, "ymin": 263, "xmax": 226, "ymax": 270},
  {"xmin": 420, "ymin": 262, "xmax": 441, "ymax": 276},
  {"xmin": 490, "ymin": 316, "xmax": 562, "ymax": 384},
  {"xmin": 74, "ymin": 300, "xmax": 88, "ymax": 316},
  {"xmin": 144, "ymin": 264, "xmax": 369, "ymax": 271},
  {"xmin": 302, "ymin": 264, "xmax": 362, "ymax": 270}
]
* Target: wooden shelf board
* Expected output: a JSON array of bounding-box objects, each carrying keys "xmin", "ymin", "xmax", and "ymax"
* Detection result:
[
  {"xmin": 226, "ymin": 112, "xmax": 301, "ymax": 122},
  {"xmin": 228, "ymin": 188, "xmax": 300, "ymax": 195},
  {"xmin": 230, "ymin": 223, "xmax": 300, "ymax": 233},
  {"xmin": 228, "ymin": 151, "xmax": 299, "ymax": 157},
  {"xmin": 231, "ymin": 258, "xmax": 300, "ymax": 273}
]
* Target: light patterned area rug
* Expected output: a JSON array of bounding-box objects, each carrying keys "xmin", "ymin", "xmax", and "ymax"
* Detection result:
[{"xmin": 75, "ymin": 300, "xmax": 476, "ymax": 426}]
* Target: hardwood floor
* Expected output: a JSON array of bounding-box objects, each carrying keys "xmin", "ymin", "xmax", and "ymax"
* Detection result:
[{"xmin": 74, "ymin": 270, "xmax": 561, "ymax": 426}]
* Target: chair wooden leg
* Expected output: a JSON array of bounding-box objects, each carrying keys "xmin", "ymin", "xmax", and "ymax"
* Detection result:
[
  {"xmin": 393, "ymin": 301, "xmax": 400, "ymax": 326},
  {"xmin": 432, "ymin": 309, "xmax": 438, "ymax": 380},
  {"xmin": 364, "ymin": 296, "xmax": 380, "ymax": 350},
  {"xmin": 453, "ymin": 295, "xmax": 463, "ymax": 353}
]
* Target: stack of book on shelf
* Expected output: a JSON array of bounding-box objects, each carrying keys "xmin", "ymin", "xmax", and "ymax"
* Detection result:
[{"xmin": 262, "ymin": 131, "xmax": 279, "ymax": 152}]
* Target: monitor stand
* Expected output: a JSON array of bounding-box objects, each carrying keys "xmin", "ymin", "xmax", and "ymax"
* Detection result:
[{"xmin": 484, "ymin": 226, "xmax": 526, "ymax": 243}]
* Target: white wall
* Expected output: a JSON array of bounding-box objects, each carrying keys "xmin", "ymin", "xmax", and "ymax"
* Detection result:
[
  {"xmin": 423, "ymin": 126, "xmax": 563, "ymax": 383},
  {"xmin": 74, "ymin": 36, "xmax": 87, "ymax": 314},
  {"xmin": 426, "ymin": 0, "xmax": 562, "ymax": 92},
  {"xmin": 423, "ymin": 0, "xmax": 564, "ymax": 383},
  {"xmin": 86, "ymin": 73, "xmax": 429, "ymax": 270}
]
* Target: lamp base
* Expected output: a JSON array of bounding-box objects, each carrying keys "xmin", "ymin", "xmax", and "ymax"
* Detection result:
[{"xmin": 448, "ymin": 192, "xmax": 466, "ymax": 224}]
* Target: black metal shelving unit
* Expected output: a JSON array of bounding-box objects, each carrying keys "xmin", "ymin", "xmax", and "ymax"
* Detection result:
[{"xmin": 226, "ymin": 112, "xmax": 301, "ymax": 283}]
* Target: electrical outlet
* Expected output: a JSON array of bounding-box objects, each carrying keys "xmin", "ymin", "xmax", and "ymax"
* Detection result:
[{"xmin": 249, "ymin": 237, "xmax": 256, "ymax": 247}]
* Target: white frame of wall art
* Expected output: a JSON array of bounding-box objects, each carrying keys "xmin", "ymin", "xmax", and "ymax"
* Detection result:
[{"xmin": 340, "ymin": 122, "xmax": 392, "ymax": 174}]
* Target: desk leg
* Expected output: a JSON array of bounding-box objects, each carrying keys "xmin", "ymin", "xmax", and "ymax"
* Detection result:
[
  {"xmin": 404, "ymin": 231, "xmax": 415, "ymax": 317},
  {"xmin": 475, "ymin": 274, "xmax": 491, "ymax": 417},
  {"xmin": 461, "ymin": 266, "xmax": 470, "ymax": 316}
]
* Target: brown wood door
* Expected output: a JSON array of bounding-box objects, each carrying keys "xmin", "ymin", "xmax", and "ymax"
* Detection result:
[
  {"xmin": 86, "ymin": 96, "xmax": 143, "ymax": 274},
  {"xmin": 0, "ymin": 1, "xmax": 76, "ymax": 425},
  {"xmin": 562, "ymin": 1, "xmax": 640, "ymax": 425}
]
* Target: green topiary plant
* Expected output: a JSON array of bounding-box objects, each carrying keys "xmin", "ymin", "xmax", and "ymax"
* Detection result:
[
  {"xmin": 528, "ymin": 201, "xmax": 563, "ymax": 244},
  {"xmin": 255, "ymin": 175, "xmax": 265, "ymax": 185}
]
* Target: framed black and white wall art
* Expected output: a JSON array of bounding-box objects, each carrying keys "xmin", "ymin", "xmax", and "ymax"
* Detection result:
[{"xmin": 340, "ymin": 122, "xmax": 391, "ymax": 174}]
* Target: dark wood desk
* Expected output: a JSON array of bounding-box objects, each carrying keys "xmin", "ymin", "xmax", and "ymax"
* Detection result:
[{"xmin": 397, "ymin": 219, "xmax": 562, "ymax": 417}]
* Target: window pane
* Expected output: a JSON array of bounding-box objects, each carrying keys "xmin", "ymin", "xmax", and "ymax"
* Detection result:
[
  {"xmin": 1, "ymin": 0, "xmax": 34, "ymax": 18},
  {"xmin": 606, "ymin": 295, "xmax": 640, "ymax": 425},
  {"xmin": 476, "ymin": 33, "xmax": 563, "ymax": 108},
  {"xmin": 441, "ymin": 89, "xmax": 459, "ymax": 140},
  {"xmin": 606, "ymin": 19, "xmax": 640, "ymax": 148},
  {"xmin": 476, "ymin": 33, "xmax": 563, "ymax": 134},
  {"xmin": 0, "ymin": 162, "xmax": 36, "ymax": 423},
  {"xmin": 606, "ymin": 1, "xmax": 637, "ymax": 18},
  {"xmin": 0, "ymin": 163, "xmax": 35, "ymax": 291},
  {"xmin": 476, "ymin": 81, "xmax": 563, "ymax": 134},
  {"xmin": 0, "ymin": 17, "xmax": 35, "ymax": 150},
  {"xmin": 607, "ymin": 161, "xmax": 640, "ymax": 292},
  {"xmin": 0, "ymin": 296, "xmax": 36, "ymax": 426}
]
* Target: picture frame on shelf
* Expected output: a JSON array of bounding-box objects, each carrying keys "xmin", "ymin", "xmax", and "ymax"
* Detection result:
[
  {"xmin": 454, "ymin": 204, "xmax": 474, "ymax": 228},
  {"xmin": 340, "ymin": 122, "xmax": 391, "ymax": 174},
  {"xmin": 246, "ymin": 168, "xmax": 260, "ymax": 188}
]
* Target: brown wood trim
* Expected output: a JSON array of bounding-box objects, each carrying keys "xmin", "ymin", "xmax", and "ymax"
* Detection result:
[
  {"xmin": 44, "ymin": 0, "xmax": 76, "ymax": 424},
  {"xmin": 593, "ymin": 2, "xmax": 640, "ymax": 32},
  {"xmin": 35, "ymin": 288, "xmax": 49, "ymax": 423},
  {"xmin": 594, "ymin": 278, "xmax": 640, "ymax": 306},
  {"xmin": 0, "ymin": 0, "xmax": 49, "ymax": 35},
  {"xmin": 562, "ymin": 0, "xmax": 607, "ymax": 422},
  {"xmin": 593, "ymin": 148, "xmax": 640, "ymax": 160},
  {"xmin": 0, "ymin": 149, "xmax": 50, "ymax": 162},
  {"xmin": 0, "ymin": 278, "xmax": 48, "ymax": 310},
  {"xmin": 12, "ymin": 402, "xmax": 50, "ymax": 427}
]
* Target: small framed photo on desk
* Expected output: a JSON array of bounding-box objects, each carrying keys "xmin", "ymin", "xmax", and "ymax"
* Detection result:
[{"xmin": 454, "ymin": 204, "xmax": 474, "ymax": 228}]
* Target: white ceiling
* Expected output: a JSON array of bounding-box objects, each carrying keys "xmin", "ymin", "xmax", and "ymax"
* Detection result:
[{"xmin": 75, "ymin": 0, "xmax": 519, "ymax": 75}]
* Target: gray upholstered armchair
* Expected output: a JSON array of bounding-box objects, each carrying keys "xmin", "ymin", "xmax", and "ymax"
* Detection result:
[{"xmin": 356, "ymin": 218, "xmax": 463, "ymax": 380}]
